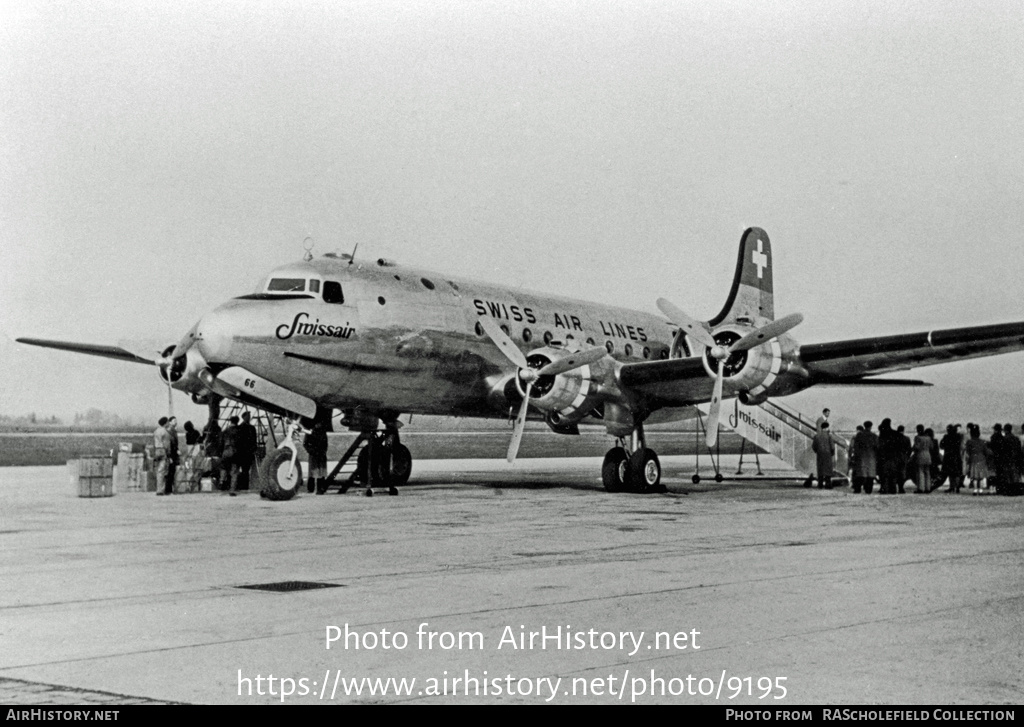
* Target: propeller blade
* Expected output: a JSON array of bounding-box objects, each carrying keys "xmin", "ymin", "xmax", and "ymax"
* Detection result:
[
  {"xmin": 730, "ymin": 313, "xmax": 804, "ymax": 353},
  {"xmin": 656, "ymin": 298, "xmax": 717, "ymax": 349},
  {"xmin": 169, "ymin": 322, "xmax": 199, "ymax": 360},
  {"xmin": 477, "ymin": 316, "xmax": 528, "ymax": 370},
  {"xmin": 705, "ymin": 366, "xmax": 725, "ymax": 448},
  {"xmin": 535, "ymin": 347, "xmax": 606, "ymax": 377},
  {"xmin": 507, "ymin": 381, "xmax": 532, "ymax": 463}
]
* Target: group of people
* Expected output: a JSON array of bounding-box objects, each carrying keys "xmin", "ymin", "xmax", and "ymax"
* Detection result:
[
  {"xmin": 152, "ymin": 411, "xmax": 258, "ymax": 496},
  {"xmin": 811, "ymin": 407, "xmax": 1024, "ymax": 496}
]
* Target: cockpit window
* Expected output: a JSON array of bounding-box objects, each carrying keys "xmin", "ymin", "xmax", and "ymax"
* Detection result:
[
  {"xmin": 267, "ymin": 278, "xmax": 306, "ymax": 292},
  {"xmin": 309, "ymin": 279, "xmax": 321, "ymax": 294},
  {"xmin": 323, "ymin": 280, "xmax": 344, "ymax": 304}
]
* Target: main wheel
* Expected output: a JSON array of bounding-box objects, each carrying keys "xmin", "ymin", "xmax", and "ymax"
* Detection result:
[
  {"xmin": 261, "ymin": 448, "xmax": 302, "ymax": 501},
  {"xmin": 627, "ymin": 449, "xmax": 662, "ymax": 493},
  {"xmin": 390, "ymin": 443, "xmax": 412, "ymax": 487},
  {"xmin": 602, "ymin": 448, "xmax": 629, "ymax": 492}
]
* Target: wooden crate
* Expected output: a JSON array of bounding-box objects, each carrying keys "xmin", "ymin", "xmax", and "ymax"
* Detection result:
[
  {"xmin": 114, "ymin": 451, "xmax": 147, "ymax": 493},
  {"xmin": 71, "ymin": 456, "xmax": 114, "ymax": 498}
]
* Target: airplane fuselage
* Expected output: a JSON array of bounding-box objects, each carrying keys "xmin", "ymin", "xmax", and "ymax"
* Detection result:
[
  {"xmin": 190, "ymin": 253, "xmax": 808, "ymax": 434},
  {"xmin": 198, "ymin": 257, "xmax": 670, "ymax": 415}
]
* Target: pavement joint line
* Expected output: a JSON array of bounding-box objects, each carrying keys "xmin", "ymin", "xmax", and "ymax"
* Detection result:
[
  {"xmin": 4, "ymin": 548, "xmax": 1022, "ymax": 673},
  {"xmin": 0, "ymin": 676, "xmax": 182, "ymax": 705}
]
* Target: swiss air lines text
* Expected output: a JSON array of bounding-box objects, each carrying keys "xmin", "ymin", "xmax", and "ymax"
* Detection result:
[{"xmin": 472, "ymin": 299, "xmax": 649, "ymax": 341}]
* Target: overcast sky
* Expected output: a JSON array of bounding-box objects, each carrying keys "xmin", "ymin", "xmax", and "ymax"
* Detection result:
[{"xmin": 2, "ymin": 0, "xmax": 1023, "ymax": 423}]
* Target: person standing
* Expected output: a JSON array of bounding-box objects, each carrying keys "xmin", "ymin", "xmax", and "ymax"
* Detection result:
[
  {"xmin": 221, "ymin": 416, "xmax": 240, "ymax": 496},
  {"xmin": 877, "ymin": 419, "xmax": 901, "ymax": 494},
  {"xmin": 938, "ymin": 424, "xmax": 965, "ymax": 493},
  {"xmin": 812, "ymin": 422, "xmax": 836, "ymax": 489},
  {"xmin": 848, "ymin": 425, "xmax": 863, "ymax": 490},
  {"xmin": 164, "ymin": 417, "xmax": 179, "ymax": 495},
  {"xmin": 304, "ymin": 420, "xmax": 329, "ymax": 494},
  {"xmin": 912, "ymin": 425, "xmax": 933, "ymax": 494},
  {"xmin": 896, "ymin": 425, "xmax": 912, "ymax": 493},
  {"xmin": 988, "ymin": 424, "xmax": 1005, "ymax": 494},
  {"xmin": 816, "ymin": 408, "xmax": 831, "ymax": 433},
  {"xmin": 237, "ymin": 412, "xmax": 258, "ymax": 491},
  {"xmin": 153, "ymin": 416, "xmax": 170, "ymax": 496},
  {"xmin": 202, "ymin": 418, "xmax": 223, "ymax": 489},
  {"xmin": 965, "ymin": 425, "xmax": 991, "ymax": 496},
  {"xmin": 851, "ymin": 421, "xmax": 879, "ymax": 494},
  {"xmin": 998, "ymin": 424, "xmax": 1022, "ymax": 495},
  {"xmin": 182, "ymin": 420, "xmax": 202, "ymax": 492}
]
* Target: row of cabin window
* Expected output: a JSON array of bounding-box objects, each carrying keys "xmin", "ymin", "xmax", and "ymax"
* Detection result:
[{"xmin": 472, "ymin": 321, "xmax": 668, "ymax": 359}]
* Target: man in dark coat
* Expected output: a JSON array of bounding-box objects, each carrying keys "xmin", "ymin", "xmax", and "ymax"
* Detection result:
[
  {"xmin": 851, "ymin": 421, "xmax": 879, "ymax": 494},
  {"xmin": 938, "ymin": 424, "xmax": 964, "ymax": 493},
  {"xmin": 304, "ymin": 420, "xmax": 330, "ymax": 494},
  {"xmin": 221, "ymin": 416, "xmax": 240, "ymax": 495},
  {"xmin": 988, "ymin": 424, "xmax": 1005, "ymax": 494},
  {"xmin": 997, "ymin": 424, "xmax": 1022, "ymax": 495},
  {"xmin": 236, "ymin": 412, "xmax": 258, "ymax": 490},
  {"xmin": 877, "ymin": 419, "xmax": 902, "ymax": 495},
  {"xmin": 165, "ymin": 417, "xmax": 179, "ymax": 495},
  {"xmin": 812, "ymin": 422, "xmax": 836, "ymax": 489},
  {"xmin": 896, "ymin": 425, "xmax": 912, "ymax": 493}
]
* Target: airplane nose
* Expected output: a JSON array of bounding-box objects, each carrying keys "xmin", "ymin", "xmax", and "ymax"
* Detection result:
[{"xmin": 195, "ymin": 307, "xmax": 235, "ymax": 363}]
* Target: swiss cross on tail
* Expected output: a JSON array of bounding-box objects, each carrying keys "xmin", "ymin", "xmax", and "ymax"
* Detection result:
[{"xmin": 752, "ymin": 239, "xmax": 768, "ymax": 279}]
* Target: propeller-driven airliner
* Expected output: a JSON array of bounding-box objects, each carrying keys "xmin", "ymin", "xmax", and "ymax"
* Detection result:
[{"xmin": 19, "ymin": 228, "xmax": 1024, "ymax": 499}]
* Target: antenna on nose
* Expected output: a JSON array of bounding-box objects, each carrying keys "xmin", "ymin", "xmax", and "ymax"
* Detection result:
[{"xmin": 302, "ymin": 235, "xmax": 314, "ymax": 262}]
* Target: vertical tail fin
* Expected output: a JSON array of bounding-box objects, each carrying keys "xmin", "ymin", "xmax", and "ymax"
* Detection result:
[{"xmin": 708, "ymin": 227, "xmax": 774, "ymax": 326}]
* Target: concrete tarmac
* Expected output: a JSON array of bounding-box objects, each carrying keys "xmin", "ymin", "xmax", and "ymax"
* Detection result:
[{"xmin": 1, "ymin": 458, "xmax": 1021, "ymax": 705}]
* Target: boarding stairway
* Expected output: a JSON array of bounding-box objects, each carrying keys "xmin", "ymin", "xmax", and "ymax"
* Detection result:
[{"xmin": 695, "ymin": 398, "xmax": 849, "ymax": 483}]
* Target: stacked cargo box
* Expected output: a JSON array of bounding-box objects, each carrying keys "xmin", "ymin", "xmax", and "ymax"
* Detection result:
[{"xmin": 71, "ymin": 455, "xmax": 114, "ymax": 497}]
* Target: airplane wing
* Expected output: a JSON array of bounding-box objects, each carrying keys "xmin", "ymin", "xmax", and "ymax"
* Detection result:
[
  {"xmin": 798, "ymin": 320, "xmax": 1024, "ymax": 382},
  {"xmin": 618, "ymin": 356, "xmax": 713, "ymax": 404},
  {"xmin": 618, "ymin": 320, "xmax": 1024, "ymax": 406},
  {"xmin": 15, "ymin": 338, "xmax": 155, "ymax": 365}
]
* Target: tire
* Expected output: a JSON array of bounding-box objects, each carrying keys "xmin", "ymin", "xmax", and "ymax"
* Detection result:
[
  {"xmin": 602, "ymin": 448, "xmax": 629, "ymax": 492},
  {"xmin": 627, "ymin": 449, "xmax": 662, "ymax": 493},
  {"xmin": 261, "ymin": 447, "xmax": 302, "ymax": 501},
  {"xmin": 390, "ymin": 443, "xmax": 412, "ymax": 487}
]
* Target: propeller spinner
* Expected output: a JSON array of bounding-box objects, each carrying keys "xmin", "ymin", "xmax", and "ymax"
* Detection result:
[
  {"xmin": 117, "ymin": 323, "xmax": 201, "ymax": 416},
  {"xmin": 657, "ymin": 299, "xmax": 803, "ymax": 446},
  {"xmin": 477, "ymin": 316, "xmax": 605, "ymax": 463}
]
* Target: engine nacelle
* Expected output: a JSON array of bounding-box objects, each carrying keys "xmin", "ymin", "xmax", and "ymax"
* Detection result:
[
  {"xmin": 701, "ymin": 326, "xmax": 787, "ymax": 401},
  {"xmin": 515, "ymin": 347, "xmax": 604, "ymax": 426},
  {"xmin": 158, "ymin": 346, "xmax": 209, "ymax": 398}
]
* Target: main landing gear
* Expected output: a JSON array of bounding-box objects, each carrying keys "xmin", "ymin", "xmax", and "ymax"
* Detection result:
[{"xmin": 602, "ymin": 424, "xmax": 664, "ymax": 494}]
